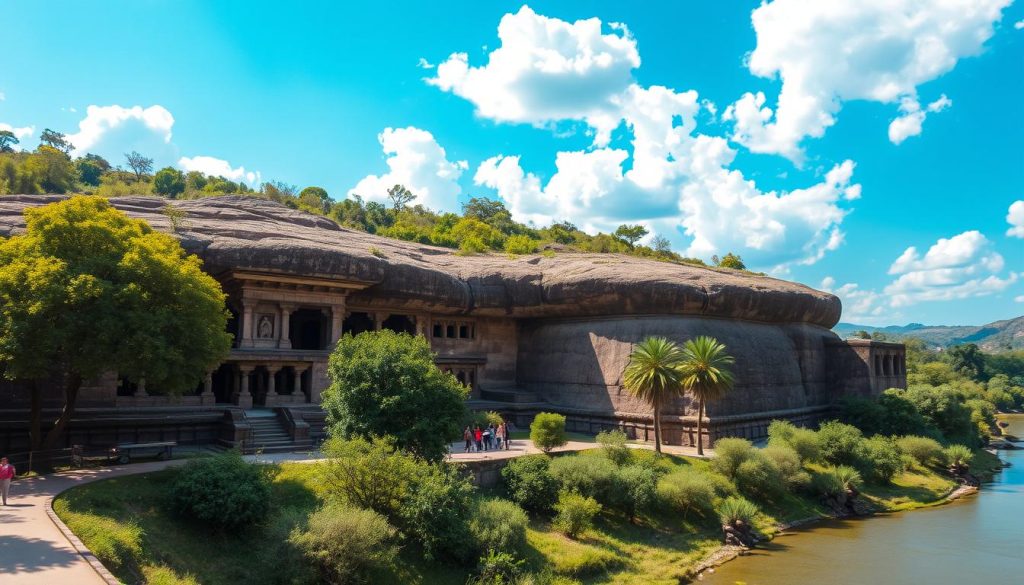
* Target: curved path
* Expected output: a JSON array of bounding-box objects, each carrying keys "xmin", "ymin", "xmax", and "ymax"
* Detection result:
[{"xmin": 0, "ymin": 440, "xmax": 710, "ymax": 584}]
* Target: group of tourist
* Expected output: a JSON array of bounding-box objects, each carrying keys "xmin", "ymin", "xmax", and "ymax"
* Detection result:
[{"xmin": 463, "ymin": 422, "xmax": 511, "ymax": 452}]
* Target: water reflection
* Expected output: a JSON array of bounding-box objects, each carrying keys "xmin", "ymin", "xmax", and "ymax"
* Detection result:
[{"xmin": 705, "ymin": 415, "xmax": 1023, "ymax": 585}]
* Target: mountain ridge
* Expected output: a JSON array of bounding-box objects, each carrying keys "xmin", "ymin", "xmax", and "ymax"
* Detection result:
[{"xmin": 833, "ymin": 316, "xmax": 1024, "ymax": 351}]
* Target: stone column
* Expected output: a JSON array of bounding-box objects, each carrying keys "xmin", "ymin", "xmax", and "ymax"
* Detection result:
[
  {"xmin": 265, "ymin": 366, "xmax": 280, "ymax": 406},
  {"xmin": 134, "ymin": 377, "xmax": 148, "ymax": 397},
  {"xmin": 278, "ymin": 304, "xmax": 294, "ymax": 349},
  {"xmin": 201, "ymin": 371, "xmax": 215, "ymax": 405},
  {"xmin": 330, "ymin": 302, "xmax": 345, "ymax": 345},
  {"xmin": 292, "ymin": 366, "xmax": 305, "ymax": 403},
  {"xmin": 241, "ymin": 303, "xmax": 255, "ymax": 348},
  {"xmin": 237, "ymin": 366, "xmax": 253, "ymax": 409},
  {"xmin": 415, "ymin": 315, "xmax": 428, "ymax": 337},
  {"xmin": 373, "ymin": 312, "xmax": 385, "ymax": 331}
]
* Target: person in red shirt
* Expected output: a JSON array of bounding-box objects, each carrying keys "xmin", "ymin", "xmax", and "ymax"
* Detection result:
[
  {"xmin": 0, "ymin": 457, "xmax": 15, "ymax": 505},
  {"xmin": 473, "ymin": 426, "xmax": 483, "ymax": 453}
]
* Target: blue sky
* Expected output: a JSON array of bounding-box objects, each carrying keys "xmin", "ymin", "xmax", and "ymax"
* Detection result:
[{"xmin": 1, "ymin": 0, "xmax": 1022, "ymax": 326}]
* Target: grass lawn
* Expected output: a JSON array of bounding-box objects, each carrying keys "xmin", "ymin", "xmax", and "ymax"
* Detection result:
[{"xmin": 54, "ymin": 449, "xmax": 967, "ymax": 585}]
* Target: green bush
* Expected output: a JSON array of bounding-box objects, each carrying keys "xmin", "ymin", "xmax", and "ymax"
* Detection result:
[
  {"xmin": 896, "ymin": 435, "xmax": 945, "ymax": 467},
  {"xmin": 710, "ymin": 437, "xmax": 757, "ymax": 479},
  {"xmin": 289, "ymin": 503, "xmax": 399, "ymax": 585},
  {"xmin": 552, "ymin": 491, "xmax": 602, "ymax": 538},
  {"xmin": 549, "ymin": 455, "xmax": 618, "ymax": 503},
  {"xmin": 322, "ymin": 330, "xmax": 468, "ymax": 462},
  {"xmin": 469, "ymin": 498, "xmax": 529, "ymax": 555},
  {"xmin": 469, "ymin": 549, "xmax": 525, "ymax": 585},
  {"xmin": 504, "ymin": 234, "xmax": 538, "ymax": 255},
  {"xmin": 656, "ymin": 467, "xmax": 717, "ymax": 520},
  {"xmin": 318, "ymin": 435, "xmax": 425, "ymax": 521},
  {"xmin": 860, "ymin": 436, "xmax": 905, "ymax": 483},
  {"xmin": 767, "ymin": 420, "xmax": 821, "ymax": 463},
  {"xmin": 816, "ymin": 421, "xmax": 867, "ymax": 468},
  {"xmin": 596, "ymin": 429, "xmax": 631, "ymax": 466},
  {"xmin": 613, "ymin": 464, "xmax": 658, "ymax": 518},
  {"xmin": 812, "ymin": 465, "xmax": 862, "ymax": 497},
  {"xmin": 401, "ymin": 463, "xmax": 475, "ymax": 563},
  {"xmin": 944, "ymin": 444, "xmax": 974, "ymax": 469},
  {"xmin": 762, "ymin": 444, "xmax": 810, "ymax": 491},
  {"xmin": 170, "ymin": 451, "xmax": 271, "ymax": 531},
  {"xmin": 734, "ymin": 453, "xmax": 784, "ymax": 499},
  {"xmin": 501, "ymin": 455, "xmax": 559, "ymax": 515},
  {"xmin": 531, "ymin": 413, "xmax": 568, "ymax": 452},
  {"xmin": 717, "ymin": 496, "xmax": 759, "ymax": 525}
]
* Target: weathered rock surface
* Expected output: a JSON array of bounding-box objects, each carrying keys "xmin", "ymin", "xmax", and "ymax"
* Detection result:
[{"xmin": 0, "ymin": 195, "xmax": 842, "ymax": 325}]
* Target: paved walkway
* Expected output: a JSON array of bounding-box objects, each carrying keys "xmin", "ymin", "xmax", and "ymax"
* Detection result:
[{"xmin": 0, "ymin": 440, "xmax": 710, "ymax": 584}]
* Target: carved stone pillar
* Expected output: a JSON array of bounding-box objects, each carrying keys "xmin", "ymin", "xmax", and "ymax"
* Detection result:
[
  {"xmin": 278, "ymin": 304, "xmax": 294, "ymax": 349},
  {"xmin": 292, "ymin": 367, "xmax": 305, "ymax": 403},
  {"xmin": 134, "ymin": 377, "xmax": 147, "ymax": 397},
  {"xmin": 330, "ymin": 303, "xmax": 345, "ymax": 345},
  {"xmin": 201, "ymin": 371, "xmax": 215, "ymax": 405},
  {"xmin": 241, "ymin": 304, "xmax": 255, "ymax": 348},
  {"xmin": 237, "ymin": 366, "xmax": 253, "ymax": 409},
  {"xmin": 373, "ymin": 312, "xmax": 385, "ymax": 331},
  {"xmin": 266, "ymin": 366, "xmax": 280, "ymax": 406}
]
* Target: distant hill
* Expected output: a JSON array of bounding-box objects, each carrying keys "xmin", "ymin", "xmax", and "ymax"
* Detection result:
[{"xmin": 833, "ymin": 316, "xmax": 1024, "ymax": 352}]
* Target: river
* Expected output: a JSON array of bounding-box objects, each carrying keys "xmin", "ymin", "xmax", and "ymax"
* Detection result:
[{"xmin": 705, "ymin": 414, "xmax": 1024, "ymax": 585}]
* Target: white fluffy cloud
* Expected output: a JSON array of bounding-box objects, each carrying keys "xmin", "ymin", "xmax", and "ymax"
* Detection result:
[
  {"xmin": 820, "ymin": 276, "xmax": 889, "ymax": 323},
  {"xmin": 66, "ymin": 105, "xmax": 176, "ymax": 163},
  {"xmin": 1006, "ymin": 200, "xmax": 1024, "ymax": 238},
  {"xmin": 178, "ymin": 155, "xmax": 261, "ymax": 186},
  {"xmin": 725, "ymin": 0, "xmax": 1010, "ymax": 160},
  {"xmin": 0, "ymin": 122, "xmax": 35, "ymax": 141},
  {"xmin": 348, "ymin": 127, "xmax": 468, "ymax": 213},
  {"xmin": 429, "ymin": 5, "xmax": 640, "ymax": 145},
  {"xmin": 887, "ymin": 95, "xmax": 952, "ymax": 145},
  {"xmin": 884, "ymin": 230, "xmax": 1018, "ymax": 307},
  {"xmin": 445, "ymin": 8, "xmax": 858, "ymax": 270}
]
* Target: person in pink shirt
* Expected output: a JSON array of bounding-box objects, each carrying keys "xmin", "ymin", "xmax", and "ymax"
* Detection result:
[{"xmin": 0, "ymin": 457, "xmax": 15, "ymax": 505}]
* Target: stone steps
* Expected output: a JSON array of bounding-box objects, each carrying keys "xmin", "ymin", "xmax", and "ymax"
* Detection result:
[{"xmin": 245, "ymin": 415, "xmax": 311, "ymax": 454}]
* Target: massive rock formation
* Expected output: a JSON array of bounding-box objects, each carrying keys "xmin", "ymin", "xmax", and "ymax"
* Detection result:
[{"xmin": 0, "ymin": 195, "xmax": 841, "ymax": 325}]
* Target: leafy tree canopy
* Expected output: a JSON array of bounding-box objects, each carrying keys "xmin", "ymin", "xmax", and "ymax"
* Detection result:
[
  {"xmin": 713, "ymin": 252, "xmax": 746, "ymax": 270},
  {"xmin": 153, "ymin": 167, "xmax": 186, "ymax": 198},
  {"xmin": 614, "ymin": 224, "xmax": 649, "ymax": 246},
  {"xmin": 0, "ymin": 196, "xmax": 232, "ymax": 448},
  {"xmin": 322, "ymin": 330, "xmax": 468, "ymax": 462}
]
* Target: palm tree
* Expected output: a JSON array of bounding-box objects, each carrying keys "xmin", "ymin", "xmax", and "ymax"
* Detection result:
[
  {"xmin": 679, "ymin": 336, "xmax": 735, "ymax": 456},
  {"xmin": 623, "ymin": 337, "xmax": 686, "ymax": 454}
]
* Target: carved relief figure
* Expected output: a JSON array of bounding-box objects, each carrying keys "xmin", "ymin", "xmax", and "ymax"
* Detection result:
[{"xmin": 257, "ymin": 315, "xmax": 274, "ymax": 339}]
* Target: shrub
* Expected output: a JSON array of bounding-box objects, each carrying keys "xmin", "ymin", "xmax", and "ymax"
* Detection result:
[
  {"xmin": 469, "ymin": 498, "xmax": 529, "ymax": 555},
  {"xmin": 613, "ymin": 464, "xmax": 658, "ymax": 518},
  {"xmin": 504, "ymin": 234, "xmax": 538, "ymax": 255},
  {"xmin": 767, "ymin": 420, "xmax": 821, "ymax": 463},
  {"xmin": 401, "ymin": 463, "xmax": 475, "ymax": 563},
  {"xmin": 905, "ymin": 384, "xmax": 980, "ymax": 446},
  {"xmin": 656, "ymin": 467, "xmax": 717, "ymax": 520},
  {"xmin": 734, "ymin": 453, "xmax": 784, "ymax": 499},
  {"xmin": 322, "ymin": 330, "xmax": 468, "ymax": 462},
  {"xmin": 816, "ymin": 421, "xmax": 867, "ymax": 468},
  {"xmin": 860, "ymin": 436, "xmax": 905, "ymax": 483},
  {"xmin": 944, "ymin": 444, "xmax": 974, "ymax": 470},
  {"xmin": 318, "ymin": 436, "xmax": 425, "ymax": 521},
  {"xmin": 531, "ymin": 413, "xmax": 567, "ymax": 452},
  {"xmin": 812, "ymin": 465, "xmax": 862, "ymax": 498},
  {"xmin": 711, "ymin": 437, "xmax": 757, "ymax": 479},
  {"xmin": 470, "ymin": 550, "xmax": 524, "ymax": 585},
  {"xmin": 762, "ymin": 444, "xmax": 810, "ymax": 491},
  {"xmin": 596, "ymin": 429, "xmax": 631, "ymax": 466},
  {"xmin": 717, "ymin": 496, "xmax": 759, "ymax": 526},
  {"xmin": 896, "ymin": 435, "xmax": 945, "ymax": 467},
  {"xmin": 170, "ymin": 451, "xmax": 271, "ymax": 531},
  {"xmin": 553, "ymin": 491, "xmax": 602, "ymax": 538},
  {"xmin": 501, "ymin": 455, "xmax": 559, "ymax": 515},
  {"xmin": 549, "ymin": 455, "xmax": 618, "ymax": 503},
  {"xmin": 289, "ymin": 503, "xmax": 399, "ymax": 585}
]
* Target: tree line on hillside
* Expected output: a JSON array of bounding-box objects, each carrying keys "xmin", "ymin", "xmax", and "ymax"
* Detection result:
[{"xmin": 0, "ymin": 128, "xmax": 753, "ymax": 268}]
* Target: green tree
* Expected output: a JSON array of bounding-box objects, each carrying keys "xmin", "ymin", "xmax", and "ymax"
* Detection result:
[
  {"xmin": 0, "ymin": 130, "xmax": 19, "ymax": 153},
  {"xmin": 614, "ymin": 224, "xmax": 649, "ymax": 247},
  {"xmin": 153, "ymin": 167, "xmax": 186, "ymax": 198},
  {"xmin": 386, "ymin": 184, "xmax": 416, "ymax": 211},
  {"xmin": 0, "ymin": 196, "xmax": 231, "ymax": 450},
  {"xmin": 946, "ymin": 343, "xmax": 985, "ymax": 381},
  {"xmin": 712, "ymin": 252, "xmax": 746, "ymax": 270},
  {"xmin": 39, "ymin": 128, "xmax": 73, "ymax": 154},
  {"xmin": 679, "ymin": 336, "xmax": 736, "ymax": 456},
  {"xmin": 299, "ymin": 186, "xmax": 331, "ymax": 213},
  {"xmin": 24, "ymin": 146, "xmax": 77, "ymax": 193},
  {"xmin": 623, "ymin": 337, "xmax": 686, "ymax": 454},
  {"xmin": 75, "ymin": 158, "xmax": 105, "ymax": 186},
  {"xmin": 321, "ymin": 330, "xmax": 468, "ymax": 461},
  {"xmin": 124, "ymin": 151, "xmax": 154, "ymax": 181},
  {"xmin": 530, "ymin": 412, "xmax": 567, "ymax": 453}
]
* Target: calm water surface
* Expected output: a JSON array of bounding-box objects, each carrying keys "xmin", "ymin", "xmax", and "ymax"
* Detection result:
[{"xmin": 705, "ymin": 414, "xmax": 1024, "ymax": 585}]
